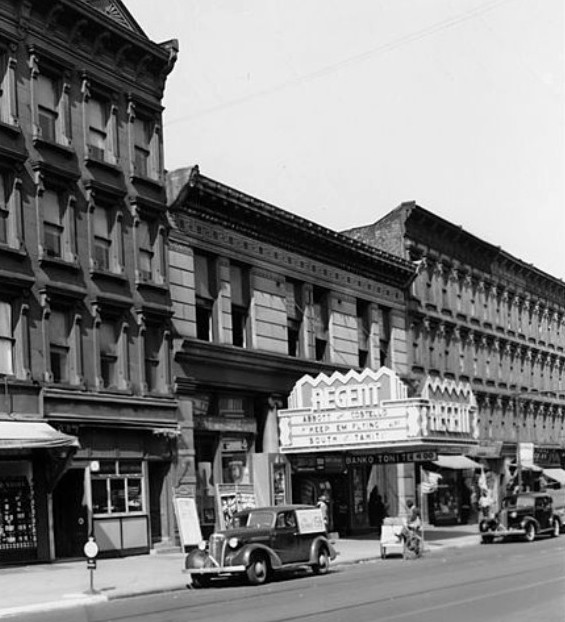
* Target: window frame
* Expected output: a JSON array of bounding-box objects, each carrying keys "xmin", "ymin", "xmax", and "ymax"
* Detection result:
[
  {"xmin": 81, "ymin": 77, "xmax": 119, "ymax": 165},
  {"xmin": 134, "ymin": 213, "xmax": 167, "ymax": 287},
  {"xmin": 0, "ymin": 43, "xmax": 18, "ymax": 127},
  {"xmin": 29, "ymin": 50, "xmax": 72, "ymax": 147},
  {"xmin": 93, "ymin": 304, "xmax": 130, "ymax": 392},
  {"xmin": 90, "ymin": 459, "xmax": 146, "ymax": 517},
  {"xmin": 138, "ymin": 313, "xmax": 172, "ymax": 395},
  {"xmin": 87, "ymin": 190, "xmax": 125, "ymax": 277},
  {"xmin": 36, "ymin": 176, "xmax": 77, "ymax": 265},
  {"xmin": 127, "ymin": 99, "xmax": 163, "ymax": 182}
]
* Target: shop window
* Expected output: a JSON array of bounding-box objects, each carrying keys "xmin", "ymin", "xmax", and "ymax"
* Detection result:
[
  {"xmin": 0, "ymin": 470, "xmax": 37, "ymax": 557},
  {"xmin": 286, "ymin": 280, "xmax": 303, "ymax": 357},
  {"xmin": 230, "ymin": 263, "xmax": 250, "ymax": 348},
  {"xmin": 313, "ymin": 286, "xmax": 329, "ymax": 362},
  {"xmin": 194, "ymin": 252, "xmax": 217, "ymax": 342},
  {"xmin": 91, "ymin": 460, "xmax": 144, "ymax": 515},
  {"xmin": 91, "ymin": 202, "xmax": 124, "ymax": 275},
  {"xmin": 0, "ymin": 299, "xmax": 13, "ymax": 375},
  {"xmin": 136, "ymin": 217, "xmax": 166, "ymax": 285}
]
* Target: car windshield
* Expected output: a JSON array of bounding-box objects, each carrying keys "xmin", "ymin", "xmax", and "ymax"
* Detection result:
[{"xmin": 246, "ymin": 510, "xmax": 275, "ymax": 529}]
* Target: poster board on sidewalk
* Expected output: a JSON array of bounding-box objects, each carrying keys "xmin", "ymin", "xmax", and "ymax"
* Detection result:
[
  {"xmin": 216, "ymin": 484, "xmax": 256, "ymax": 530},
  {"xmin": 174, "ymin": 497, "xmax": 202, "ymax": 549}
]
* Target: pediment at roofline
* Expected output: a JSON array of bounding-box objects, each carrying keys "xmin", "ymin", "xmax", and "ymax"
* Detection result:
[{"xmin": 81, "ymin": 0, "xmax": 146, "ymax": 37}]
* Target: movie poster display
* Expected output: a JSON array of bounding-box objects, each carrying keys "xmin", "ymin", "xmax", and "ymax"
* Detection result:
[{"xmin": 215, "ymin": 484, "xmax": 256, "ymax": 529}]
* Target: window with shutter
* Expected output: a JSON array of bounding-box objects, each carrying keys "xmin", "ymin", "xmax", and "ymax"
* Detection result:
[{"xmin": 0, "ymin": 300, "xmax": 13, "ymax": 375}]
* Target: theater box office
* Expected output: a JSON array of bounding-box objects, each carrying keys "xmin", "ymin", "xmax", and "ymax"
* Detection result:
[{"xmin": 278, "ymin": 367, "xmax": 480, "ymax": 534}]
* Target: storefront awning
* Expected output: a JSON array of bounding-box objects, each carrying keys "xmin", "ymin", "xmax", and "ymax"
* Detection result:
[
  {"xmin": 543, "ymin": 468, "xmax": 565, "ymax": 486},
  {"xmin": 433, "ymin": 455, "xmax": 482, "ymax": 470},
  {"xmin": 0, "ymin": 421, "xmax": 79, "ymax": 449}
]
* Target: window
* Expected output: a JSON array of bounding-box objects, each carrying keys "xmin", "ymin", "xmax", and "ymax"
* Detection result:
[
  {"xmin": 357, "ymin": 299, "xmax": 370, "ymax": 368},
  {"xmin": 39, "ymin": 183, "xmax": 75, "ymax": 263},
  {"xmin": 37, "ymin": 74, "xmax": 58, "ymax": 142},
  {"xmin": 129, "ymin": 101, "xmax": 162, "ymax": 181},
  {"xmin": 0, "ymin": 48, "xmax": 17, "ymax": 125},
  {"xmin": 42, "ymin": 188, "xmax": 63, "ymax": 258},
  {"xmin": 313, "ymin": 286, "xmax": 329, "ymax": 362},
  {"xmin": 143, "ymin": 320, "xmax": 170, "ymax": 393},
  {"xmin": 0, "ymin": 171, "xmax": 8, "ymax": 245},
  {"xmin": 230, "ymin": 264, "xmax": 250, "ymax": 347},
  {"xmin": 99, "ymin": 319, "xmax": 118, "ymax": 388},
  {"xmin": 0, "ymin": 300, "xmax": 13, "ymax": 375},
  {"xmin": 91, "ymin": 202, "xmax": 123, "ymax": 274},
  {"xmin": 137, "ymin": 218, "xmax": 166, "ymax": 284},
  {"xmin": 286, "ymin": 280, "xmax": 303, "ymax": 357},
  {"xmin": 86, "ymin": 95, "xmax": 118, "ymax": 164},
  {"xmin": 133, "ymin": 117, "xmax": 151, "ymax": 177},
  {"xmin": 91, "ymin": 460, "xmax": 144, "ymax": 515},
  {"xmin": 378, "ymin": 306, "xmax": 391, "ymax": 367},
  {"xmin": 49, "ymin": 308, "xmax": 70, "ymax": 383},
  {"xmin": 194, "ymin": 252, "xmax": 216, "ymax": 341}
]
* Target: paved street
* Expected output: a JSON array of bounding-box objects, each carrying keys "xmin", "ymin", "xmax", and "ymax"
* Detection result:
[{"xmin": 13, "ymin": 536, "xmax": 565, "ymax": 622}]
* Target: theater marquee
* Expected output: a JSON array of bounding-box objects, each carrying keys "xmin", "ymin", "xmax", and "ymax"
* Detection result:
[{"xmin": 278, "ymin": 368, "xmax": 479, "ymax": 453}]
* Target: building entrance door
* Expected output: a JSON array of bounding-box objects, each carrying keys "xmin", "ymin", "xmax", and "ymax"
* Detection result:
[{"xmin": 53, "ymin": 468, "xmax": 88, "ymax": 558}]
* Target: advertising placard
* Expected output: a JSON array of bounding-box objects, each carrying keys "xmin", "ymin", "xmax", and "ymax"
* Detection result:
[
  {"xmin": 174, "ymin": 497, "xmax": 203, "ymax": 548},
  {"xmin": 216, "ymin": 484, "xmax": 256, "ymax": 530},
  {"xmin": 295, "ymin": 508, "xmax": 325, "ymax": 534}
]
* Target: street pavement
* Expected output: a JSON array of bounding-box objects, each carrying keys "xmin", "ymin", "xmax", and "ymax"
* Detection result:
[{"xmin": 0, "ymin": 524, "xmax": 479, "ymax": 619}]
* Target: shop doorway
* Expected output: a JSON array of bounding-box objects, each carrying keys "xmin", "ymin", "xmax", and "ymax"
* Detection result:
[
  {"xmin": 53, "ymin": 469, "xmax": 88, "ymax": 559},
  {"xmin": 148, "ymin": 462, "xmax": 168, "ymax": 545}
]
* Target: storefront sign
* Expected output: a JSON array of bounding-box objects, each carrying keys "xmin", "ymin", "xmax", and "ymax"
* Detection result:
[
  {"xmin": 519, "ymin": 442, "xmax": 534, "ymax": 467},
  {"xmin": 345, "ymin": 451, "xmax": 438, "ymax": 466},
  {"xmin": 469, "ymin": 441, "xmax": 503, "ymax": 459},
  {"xmin": 278, "ymin": 368, "xmax": 479, "ymax": 453}
]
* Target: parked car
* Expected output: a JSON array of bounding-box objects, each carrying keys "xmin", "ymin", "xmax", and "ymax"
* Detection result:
[
  {"xmin": 184, "ymin": 505, "xmax": 337, "ymax": 587},
  {"xmin": 479, "ymin": 492, "xmax": 561, "ymax": 543}
]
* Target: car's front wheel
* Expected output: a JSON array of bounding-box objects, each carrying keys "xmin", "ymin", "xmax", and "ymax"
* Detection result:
[
  {"xmin": 312, "ymin": 547, "xmax": 330, "ymax": 575},
  {"xmin": 246, "ymin": 554, "xmax": 269, "ymax": 585},
  {"xmin": 551, "ymin": 519, "xmax": 561, "ymax": 538},
  {"xmin": 524, "ymin": 523, "xmax": 536, "ymax": 542}
]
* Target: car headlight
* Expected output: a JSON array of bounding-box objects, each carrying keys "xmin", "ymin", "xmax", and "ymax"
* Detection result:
[
  {"xmin": 197, "ymin": 541, "xmax": 207, "ymax": 551},
  {"xmin": 510, "ymin": 511, "xmax": 517, "ymax": 519},
  {"xmin": 228, "ymin": 537, "xmax": 239, "ymax": 549}
]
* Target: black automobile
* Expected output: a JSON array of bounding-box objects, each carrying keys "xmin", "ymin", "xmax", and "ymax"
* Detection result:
[
  {"xmin": 184, "ymin": 505, "xmax": 336, "ymax": 587},
  {"xmin": 479, "ymin": 492, "xmax": 561, "ymax": 543}
]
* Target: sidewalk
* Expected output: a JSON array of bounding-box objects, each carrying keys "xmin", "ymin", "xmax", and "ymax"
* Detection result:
[{"xmin": 0, "ymin": 524, "xmax": 479, "ymax": 619}]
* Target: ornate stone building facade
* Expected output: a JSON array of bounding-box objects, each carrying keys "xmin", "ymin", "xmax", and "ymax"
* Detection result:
[
  {"xmin": 345, "ymin": 202, "xmax": 565, "ymax": 511},
  {"xmin": 166, "ymin": 167, "xmax": 415, "ymax": 536},
  {"xmin": 0, "ymin": 0, "xmax": 177, "ymax": 563}
]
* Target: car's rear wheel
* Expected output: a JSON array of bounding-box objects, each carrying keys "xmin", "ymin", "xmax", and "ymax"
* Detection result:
[
  {"xmin": 481, "ymin": 535, "xmax": 493, "ymax": 544},
  {"xmin": 191, "ymin": 575, "xmax": 211, "ymax": 589},
  {"xmin": 312, "ymin": 547, "xmax": 330, "ymax": 575},
  {"xmin": 247, "ymin": 554, "xmax": 269, "ymax": 585},
  {"xmin": 524, "ymin": 523, "xmax": 536, "ymax": 542},
  {"xmin": 552, "ymin": 519, "xmax": 561, "ymax": 537}
]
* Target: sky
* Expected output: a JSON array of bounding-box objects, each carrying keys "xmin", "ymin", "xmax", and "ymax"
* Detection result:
[{"xmin": 130, "ymin": 0, "xmax": 564, "ymax": 280}]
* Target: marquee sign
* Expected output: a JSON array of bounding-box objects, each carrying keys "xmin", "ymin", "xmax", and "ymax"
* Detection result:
[{"xmin": 278, "ymin": 368, "xmax": 479, "ymax": 453}]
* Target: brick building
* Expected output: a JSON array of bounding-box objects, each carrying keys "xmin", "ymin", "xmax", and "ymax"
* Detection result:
[
  {"xmin": 0, "ymin": 0, "xmax": 178, "ymax": 563},
  {"xmin": 345, "ymin": 202, "xmax": 565, "ymax": 522}
]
